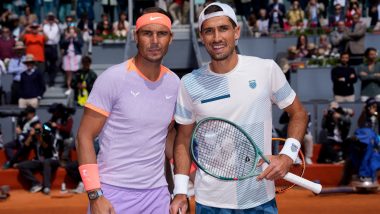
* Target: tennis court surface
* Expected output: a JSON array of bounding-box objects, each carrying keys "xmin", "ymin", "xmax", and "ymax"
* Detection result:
[{"xmin": 1, "ymin": 188, "xmax": 379, "ymax": 214}]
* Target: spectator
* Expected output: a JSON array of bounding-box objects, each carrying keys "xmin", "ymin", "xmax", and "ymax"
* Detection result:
[
  {"xmin": 8, "ymin": 41, "xmax": 27, "ymax": 104},
  {"xmin": 47, "ymin": 103, "xmax": 75, "ymax": 164},
  {"xmin": 344, "ymin": 13, "xmax": 366, "ymax": 65},
  {"xmin": 76, "ymin": 0, "xmax": 95, "ymax": 21},
  {"xmin": 296, "ymin": 34, "xmax": 309, "ymax": 58},
  {"xmin": 0, "ymin": 10, "xmax": 12, "ymax": 29},
  {"xmin": 318, "ymin": 34, "xmax": 332, "ymax": 56},
  {"xmin": 329, "ymin": 3, "xmax": 345, "ymax": 27},
  {"xmin": 169, "ymin": 0, "xmax": 185, "ymax": 25},
  {"xmin": 305, "ymin": 0, "xmax": 325, "ymax": 28},
  {"xmin": 251, "ymin": 0, "xmax": 269, "ymax": 17},
  {"xmin": 247, "ymin": 13, "xmax": 258, "ymax": 34},
  {"xmin": 345, "ymin": 1, "xmax": 361, "ymax": 27},
  {"xmin": 287, "ymin": 0, "xmax": 305, "ymax": 29},
  {"xmin": 102, "ymin": 0, "xmax": 117, "ymax": 23},
  {"xmin": 339, "ymin": 97, "xmax": 380, "ymax": 185},
  {"xmin": 256, "ymin": 9, "xmax": 269, "ymax": 36},
  {"xmin": 20, "ymin": 22, "xmax": 47, "ymax": 73},
  {"xmin": 369, "ymin": 0, "xmax": 380, "ymax": 31},
  {"xmin": 19, "ymin": 54, "xmax": 46, "ymax": 108},
  {"xmin": 330, "ymin": 21, "xmax": 348, "ymax": 55},
  {"xmin": 71, "ymin": 56, "xmax": 97, "ymax": 106},
  {"xmin": 42, "ymin": 12, "xmax": 60, "ymax": 87},
  {"xmin": 112, "ymin": 11, "xmax": 129, "ymax": 38},
  {"xmin": 11, "ymin": 14, "xmax": 24, "ymax": 40},
  {"xmin": 94, "ymin": 13, "xmax": 112, "ymax": 42},
  {"xmin": 331, "ymin": 52, "xmax": 358, "ymax": 102},
  {"xmin": 19, "ymin": 5, "xmax": 38, "ymax": 26},
  {"xmin": 42, "ymin": 0, "xmax": 54, "ymax": 17},
  {"xmin": 168, "ymin": 0, "xmax": 190, "ymax": 25},
  {"xmin": 0, "ymin": 27, "xmax": 16, "ymax": 61},
  {"xmin": 318, "ymin": 101, "xmax": 354, "ymax": 163},
  {"xmin": 59, "ymin": 15, "xmax": 75, "ymax": 33},
  {"xmin": 306, "ymin": 43, "xmax": 317, "ymax": 58},
  {"xmin": 358, "ymin": 97, "xmax": 380, "ymax": 132},
  {"xmin": 60, "ymin": 23, "xmax": 83, "ymax": 95},
  {"xmin": 358, "ymin": 47, "xmax": 380, "ymax": 102},
  {"xmin": 58, "ymin": 0, "xmax": 72, "ymax": 22},
  {"xmin": 268, "ymin": 0, "xmax": 286, "ymax": 31},
  {"xmin": 304, "ymin": 112, "xmax": 315, "ymax": 164},
  {"xmin": 77, "ymin": 13, "xmax": 94, "ymax": 56},
  {"xmin": 2, "ymin": 106, "xmax": 39, "ymax": 169},
  {"xmin": 18, "ymin": 122, "xmax": 60, "ymax": 195}
]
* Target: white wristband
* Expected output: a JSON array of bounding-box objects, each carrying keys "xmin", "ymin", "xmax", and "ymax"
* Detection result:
[
  {"xmin": 279, "ymin": 138, "xmax": 301, "ymax": 162},
  {"xmin": 173, "ymin": 174, "xmax": 189, "ymax": 196}
]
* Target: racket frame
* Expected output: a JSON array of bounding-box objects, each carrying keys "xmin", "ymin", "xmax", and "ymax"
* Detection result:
[{"xmin": 191, "ymin": 117, "xmax": 261, "ymax": 181}]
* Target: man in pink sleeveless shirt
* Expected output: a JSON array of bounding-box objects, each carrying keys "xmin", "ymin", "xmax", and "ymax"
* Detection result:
[{"xmin": 76, "ymin": 7, "xmax": 179, "ymax": 214}]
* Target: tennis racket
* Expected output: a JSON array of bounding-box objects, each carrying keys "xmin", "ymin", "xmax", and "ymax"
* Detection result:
[
  {"xmin": 191, "ymin": 117, "xmax": 322, "ymax": 194},
  {"xmin": 272, "ymin": 138, "xmax": 306, "ymax": 193}
]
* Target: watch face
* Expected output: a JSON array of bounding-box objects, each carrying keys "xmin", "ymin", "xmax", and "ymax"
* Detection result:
[{"xmin": 88, "ymin": 191, "xmax": 98, "ymax": 200}]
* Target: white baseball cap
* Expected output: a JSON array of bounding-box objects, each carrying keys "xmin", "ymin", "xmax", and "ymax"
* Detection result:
[{"xmin": 198, "ymin": 2, "xmax": 238, "ymax": 30}]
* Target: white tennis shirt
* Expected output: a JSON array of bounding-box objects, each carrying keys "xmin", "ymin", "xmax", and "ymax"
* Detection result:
[{"xmin": 175, "ymin": 55, "xmax": 296, "ymax": 209}]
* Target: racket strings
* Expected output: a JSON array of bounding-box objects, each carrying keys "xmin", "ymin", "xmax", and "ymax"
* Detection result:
[{"xmin": 194, "ymin": 120, "xmax": 257, "ymax": 178}]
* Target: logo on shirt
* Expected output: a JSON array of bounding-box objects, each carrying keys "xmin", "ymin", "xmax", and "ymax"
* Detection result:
[
  {"xmin": 150, "ymin": 16, "xmax": 162, "ymax": 21},
  {"xmin": 249, "ymin": 80, "xmax": 257, "ymax": 89},
  {"xmin": 165, "ymin": 95, "xmax": 173, "ymax": 100},
  {"xmin": 130, "ymin": 90, "xmax": 140, "ymax": 97}
]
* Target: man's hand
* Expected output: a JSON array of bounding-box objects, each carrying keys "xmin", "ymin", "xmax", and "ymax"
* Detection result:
[
  {"xmin": 90, "ymin": 196, "xmax": 115, "ymax": 214},
  {"xmin": 170, "ymin": 194, "xmax": 188, "ymax": 214},
  {"xmin": 256, "ymin": 154, "xmax": 293, "ymax": 181}
]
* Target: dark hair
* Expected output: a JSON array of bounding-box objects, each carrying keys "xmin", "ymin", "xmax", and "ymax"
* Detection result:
[
  {"xmin": 365, "ymin": 47, "xmax": 377, "ymax": 58},
  {"xmin": 296, "ymin": 34, "xmax": 308, "ymax": 49},
  {"xmin": 340, "ymin": 51, "xmax": 350, "ymax": 57},
  {"xmin": 142, "ymin": 7, "xmax": 172, "ymax": 23},
  {"xmin": 203, "ymin": 5, "xmax": 237, "ymax": 28},
  {"xmin": 24, "ymin": 105, "xmax": 36, "ymax": 114},
  {"xmin": 82, "ymin": 55, "xmax": 92, "ymax": 64}
]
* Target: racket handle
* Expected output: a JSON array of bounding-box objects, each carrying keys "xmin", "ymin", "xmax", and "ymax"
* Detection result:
[{"xmin": 283, "ymin": 172, "xmax": 322, "ymax": 194}]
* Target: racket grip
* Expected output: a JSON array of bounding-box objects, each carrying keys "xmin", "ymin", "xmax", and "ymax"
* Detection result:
[{"xmin": 283, "ymin": 172, "xmax": 322, "ymax": 194}]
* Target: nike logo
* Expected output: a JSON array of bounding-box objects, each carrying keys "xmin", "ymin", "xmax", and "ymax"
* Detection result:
[
  {"xmin": 131, "ymin": 91, "xmax": 140, "ymax": 97},
  {"xmin": 165, "ymin": 95, "xmax": 173, "ymax": 99},
  {"xmin": 150, "ymin": 16, "xmax": 162, "ymax": 21}
]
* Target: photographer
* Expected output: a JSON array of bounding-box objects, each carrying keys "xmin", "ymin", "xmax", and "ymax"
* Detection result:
[
  {"xmin": 47, "ymin": 103, "xmax": 74, "ymax": 165},
  {"xmin": 2, "ymin": 106, "xmax": 39, "ymax": 169},
  {"xmin": 318, "ymin": 102, "xmax": 354, "ymax": 163},
  {"xmin": 18, "ymin": 122, "xmax": 60, "ymax": 195},
  {"xmin": 340, "ymin": 98, "xmax": 380, "ymax": 185}
]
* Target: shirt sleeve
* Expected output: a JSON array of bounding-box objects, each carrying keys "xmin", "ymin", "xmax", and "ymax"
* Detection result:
[
  {"xmin": 174, "ymin": 79, "xmax": 195, "ymax": 125},
  {"xmin": 85, "ymin": 70, "xmax": 117, "ymax": 117},
  {"xmin": 270, "ymin": 60, "xmax": 296, "ymax": 109}
]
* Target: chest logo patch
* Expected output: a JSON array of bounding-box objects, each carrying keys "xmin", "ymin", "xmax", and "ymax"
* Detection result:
[{"xmin": 249, "ymin": 80, "xmax": 257, "ymax": 89}]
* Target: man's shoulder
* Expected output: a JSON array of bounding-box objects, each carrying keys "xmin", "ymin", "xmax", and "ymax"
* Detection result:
[
  {"xmin": 239, "ymin": 55, "xmax": 275, "ymax": 68},
  {"xmin": 99, "ymin": 62, "xmax": 126, "ymax": 79}
]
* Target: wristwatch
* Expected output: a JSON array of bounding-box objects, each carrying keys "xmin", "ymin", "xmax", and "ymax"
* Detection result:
[{"xmin": 87, "ymin": 189, "xmax": 103, "ymax": 200}]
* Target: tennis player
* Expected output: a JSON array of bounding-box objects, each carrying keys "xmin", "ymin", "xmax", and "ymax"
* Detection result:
[
  {"xmin": 170, "ymin": 2, "xmax": 308, "ymax": 213},
  {"xmin": 76, "ymin": 7, "xmax": 180, "ymax": 214}
]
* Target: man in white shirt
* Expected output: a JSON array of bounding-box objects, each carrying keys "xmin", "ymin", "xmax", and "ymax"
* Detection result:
[
  {"xmin": 43, "ymin": 12, "xmax": 60, "ymax": 87},
  {"xmin": 170, "ymin": 2, "xmax": 307, "ymax": 214}
]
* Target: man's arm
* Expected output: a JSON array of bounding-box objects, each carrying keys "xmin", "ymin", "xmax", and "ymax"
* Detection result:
[
  {"xmin": 170, "ymin": 123, "xmax": 195, "ymax": 214},
  {"xmin": 76, "ymin": 107, "xmax": 106, "ymax": 165},
  {"xmin": 76, "ymin": 107, "xmax": 115, "ymax": 214},
  {"xmin": 283, "ymin": 96, "xmax": 308, "ymax": 143},
  {"xmin": 258, "ymin": 97, "xmax": 307, "ymax": 181}
]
